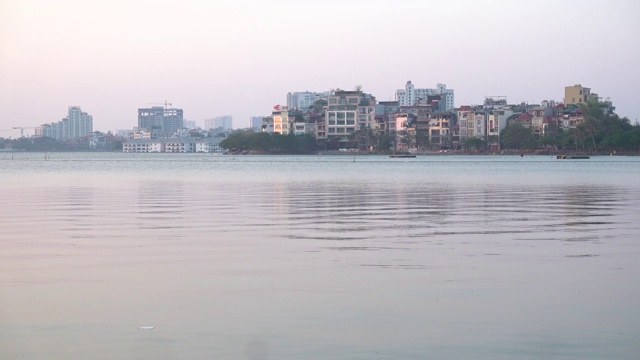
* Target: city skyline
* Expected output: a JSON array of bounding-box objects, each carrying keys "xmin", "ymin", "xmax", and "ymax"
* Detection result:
[{"xmin": 1, "ymin": 0, "xmax": 639, "ymax": 136}]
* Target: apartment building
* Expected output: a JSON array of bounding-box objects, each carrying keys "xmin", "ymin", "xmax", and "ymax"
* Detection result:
[
  {"xmin": 325, "ymin": 91, "xmax": 376, "ymax": 140},
  {"xmin": 287, "ymin": 91, "xmax": 331, "ymax": 110},
  {"xmin": 138, "ymin": 106, "xmax": 184, "ymax": 136},
  {"xmin": 428, "ymin": 112, "xmax": 454, "ymax": 149},
  {"xmin": 396, "ymin": 81, "xmax": 455, "ymax": 111},
  {"xmin": 38, "ymin": 106, "xmax": 93, "ymax": 140},
  {"xmin": 272, "ymin": 106, "xmax": 290, "ymax": 135}
]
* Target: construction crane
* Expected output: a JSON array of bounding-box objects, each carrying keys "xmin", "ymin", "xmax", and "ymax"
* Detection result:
[
  {"xmin": 12, "ymin": 127, "xmax": 37, "ymax": 138},
  {"xmin": 147, "ymin": 100, "xmax": 173, "ymax": 109}
]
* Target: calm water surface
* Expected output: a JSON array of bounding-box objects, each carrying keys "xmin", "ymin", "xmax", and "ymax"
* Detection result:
[{"xmin": 1, "ymin": 153, "xmax": 640, "ymax": 359}]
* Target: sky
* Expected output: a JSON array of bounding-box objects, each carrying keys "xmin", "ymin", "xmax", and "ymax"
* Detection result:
[{"xmin": 1, "ymin": 0, "xmax": 639, "ymax": 136}]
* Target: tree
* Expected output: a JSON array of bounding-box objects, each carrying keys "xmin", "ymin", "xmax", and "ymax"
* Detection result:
[
  {"xmin": 500, "ymin": 124, "xmax": 536, "ymax": 150},
  {"xmin": 463, "ymin": 138, "xmax": 487, "ymax": 151}
]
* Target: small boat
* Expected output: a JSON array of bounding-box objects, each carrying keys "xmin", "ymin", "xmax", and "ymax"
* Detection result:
[
  {"xmin": 557, "ymin": 155, "xmax": 590, "ymax": 159},
  {"xmin": 390, "ymin": 154, "xmax": 416, "ymax": 158}
]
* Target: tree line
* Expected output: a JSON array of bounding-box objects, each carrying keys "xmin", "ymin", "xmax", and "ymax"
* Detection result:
[
  {"xmin": 219, "ymin": 131, "xmax": 318, "ymax": 154},
  {"xmin": 500, "ymin": 102, "xmax": 640, "ymax": 153}
]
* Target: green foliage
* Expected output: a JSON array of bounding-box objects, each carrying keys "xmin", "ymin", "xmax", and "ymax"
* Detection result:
[
  {"xmin": 219, "ymin": 130, "xmax": 318, "ymax": 154},
  {"xmin": 463, "ymin": 138, "xmax": 487, "ymax": 151},
  {"xmin": 497, "ymin": 101, "xmax": 640, "ymax": 152},
  {"xmin": 8, "ymin": 137, "xmax": 70, "ymax": 151},
  {"xmin": 500, "ymin": 124, "xmax": 536, "ymax": 150}
]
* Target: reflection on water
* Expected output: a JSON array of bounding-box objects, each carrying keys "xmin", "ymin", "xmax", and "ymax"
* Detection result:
[{"xmin": 1, "ymin": 155, "xmax": 640, "ymax": 359}]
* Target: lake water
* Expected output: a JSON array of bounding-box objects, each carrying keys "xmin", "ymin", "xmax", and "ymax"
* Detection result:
[{"xmin": 1, "ymin": 153, "xmax": 640, "ymax": 359}]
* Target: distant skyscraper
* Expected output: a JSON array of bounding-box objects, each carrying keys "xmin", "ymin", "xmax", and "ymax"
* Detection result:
[
  {"xmin": 287, "ymin": 91, "xmax": 331, "ymax": 110},
  {"xmin": 38, "ymin": 106, "xmax": 93, "ymax": 140},
  {"xmin": 138, "ymin": 106, "xmax": 184, "ymax": 136},
  {"xmin": 183, "ymin": 119, "xmax": 197, "ymax": 129},
  {"xmin": 205, "ymin": 115, "xmax": 233, "ymax": 130},
  {"xmin": 396, "ymin": 81, "xmax": 455, "ymax": 111},
  {"xmin": 250, "ymin": 116, "xmax": 264, "ymax": 131}
]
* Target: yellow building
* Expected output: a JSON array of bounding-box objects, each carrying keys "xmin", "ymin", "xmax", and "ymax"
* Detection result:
[
  {"xmin": 272, "ymin": 106, "xmax": 289, "ymax": 135},
  {"xmin": 564, "ymin": 84, "xmax": 598, "ymax": 105}
]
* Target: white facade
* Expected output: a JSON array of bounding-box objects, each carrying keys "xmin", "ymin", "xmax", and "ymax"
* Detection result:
[
  {"xmin": 123, "ymin": 137, "xmax": 224, "ymax": 153},
  {"xmin": 39, "ymin": 106, "xmax": 93, "ymax": 140},
  {"xmin": 325, "ymin": 91, "xmax": 376, "ymax": 140},
  {"xmin": 287, "ymin": 91, "xmax": 330, "ymax": 110},
  {"xmin": 486, "ymin": 108, "xmax": 513, "ymax": 138},
  {"xmin": 396, "ymin": 81, "xmax": 455, "ymax": 111}
]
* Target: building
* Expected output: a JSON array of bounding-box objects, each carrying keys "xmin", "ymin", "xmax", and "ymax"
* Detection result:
[
  {"xmin": 287, "ymin": 91, "xmax": 330, "ymax": 111},
  {"xmin": 205, "ymin": 115, "xmax": 233, "ymax": 131},
  {"xmin": 272, "ymin": 106, "xmax": 290, "ymax": 135},
  {"xmin": 428, "ymin": 112, "xmax": 454, "ymax": 149},
  {"xmin": 250, "ymin": 116, "xmax": 265, "ymax": 131},
  {"xmin": 38, "ymin": 106, "xmax": 93, "ymax": 140},
  {"xmin": 138, "ymin": 106, "xmax": 184, "ymax": 136},
  {"xmin": 261, "ymin": 116, "xmax": 275, "ymax": 133},
  {"xmin": 457, "ymin": 106, "xmax": 475, "ymax": 141},
  {"xmin": 486, "ymin": 107, "xmax": 514, "ymax": 150},
  {"xmin": 183, "ymin": 119, "xmax": 197, "ymax": 129},
  {"xmin": 325, "ymin": 90, "xmax": 376, "ymax": 141},
  {"xmin": 122, "ymin": 137, "xmax": 224, "ymax": 153},
  {"xmin": 564, "ymin": 84, "xmax": 598, "ymax": 106},
  {"xmin": 396, "ymin": 81, "xmax": 455, "ymax": 111}
]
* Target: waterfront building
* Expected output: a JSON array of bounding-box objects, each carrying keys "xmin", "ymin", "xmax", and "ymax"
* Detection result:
[
  {"xmin": 486, "ymin": 107, "xmax": 514, "ymax": 150},
  {"xmin": 122, "ymin": 137, "xmax": 223, "ymax": 153},
  {"xmin": 205, "ymin": 115, "xmax": 233, "ymax": 131},
  {"xmin": 375, "ymin": 101, "xmax": 401, "ymax": 136},
  {"xmin": 38, "ymin": 106, "xmax": 93, "ymax": 140},
  {"xmin": 396, "ymin": 81, "xmax": 455, "ymax": 111},
  {"xmin": 138, "ymin": 106, "xmax": 184, "ymax": 136},
  {"xmin": 457, "ymin": 106, "xmax": 474, "ymax": 141},
  {"xmin": 325, "ymin": 90, "xmax": 376, "ymax": 141},
  {"xmin": 272, "ymin": 106, "xmax": 290, "ymax": 135},
  {"xmin": 428, "ymin": 112, "xmax": 454, "ymax": 149}
]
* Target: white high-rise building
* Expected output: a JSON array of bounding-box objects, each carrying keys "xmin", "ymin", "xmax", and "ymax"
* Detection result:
[
  {"xmin": 205, "ymin": 115, "xmax": 233, "ymax": 130},
  {"xmin": 38, "ymin": 106, "xmax": 93, "ymax": 140},
  {"xmin": 287, "ymin": 91, "xmax": 331, "ymax": 110},
  {"xmin": 395, "ymin": 81, "xmax": 455, "ymax": 111}
]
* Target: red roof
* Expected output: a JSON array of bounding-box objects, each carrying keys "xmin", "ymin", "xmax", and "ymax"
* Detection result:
[
  {"xmin": 459, "ymin": 105, "xmax": 471, "ymax": 111},
  {"xmin": 518, "ymin": 113, "xmax": 533, "ymax": 120}
]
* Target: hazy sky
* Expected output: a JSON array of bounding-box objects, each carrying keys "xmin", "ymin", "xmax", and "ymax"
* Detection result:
[{"xmin": 1, "ymin": 0, "xmax": 639, "ymax": 136}]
